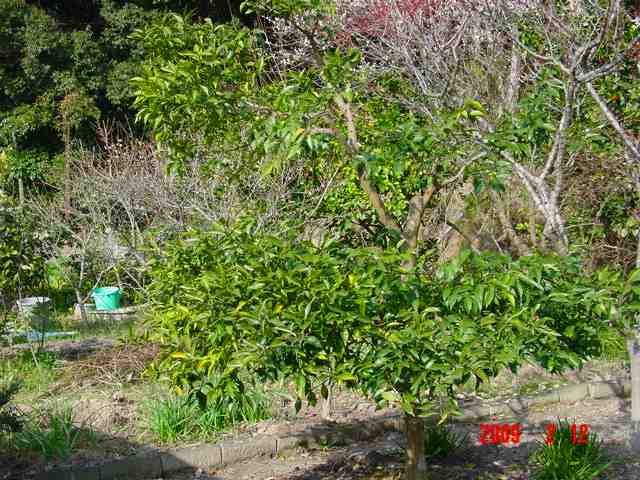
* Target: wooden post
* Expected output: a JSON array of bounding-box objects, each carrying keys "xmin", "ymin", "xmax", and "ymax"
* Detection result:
[
  {"xmin": 629, "ymin": 337, "xmax": 640, "ymax": 450},
  {"xmin": 75, "ymin": 289, "xmax": 88, "ymax": 324}
]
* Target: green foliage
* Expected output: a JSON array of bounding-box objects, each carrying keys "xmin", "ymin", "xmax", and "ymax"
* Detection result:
[
  {"xmin": 132, "ymin": 12, "xmax": 482, "ymax": 247},
  {"xmin": 423, "ymin": 423, "xmax": 467, "ymax": 460},
  {"xmin": 148, "ymin": 224, "xmax": 618, "ymax": 420},
  {"xmin": 0, "ymin": 0, "xmax": 189, "ymax": 196},
  {"xmin": 535, "ymin": 263, "xmax": 640, "ymax": 349},
  {"xmin": 0, "ymin": 380, "xmax": 22, "ymax": 434},
  {"xmin": 242, "ymin": 0, "xmax": 332, "ymax": 17},
  {"xmin": 487, "ymin": 74, "xmax": 562, "ymax": 165},
  {"xmin": 146, "ymin": 390, "xmax": 271, "ymax": 443},
  {"xmin": 0, "ymin": 192, "xmax": 45, "ymax": 307},
  {"xmin": 531, "ymin": 419, "xmax": 611, "ymax": 480},
  {"xmin": 0, "ymin": 351, "xmax": 60, "ymax": 396},
  {"xmin": 13, "ymin": 405, "xmax": 96, "ymax": 460},
  {"xmin": 0, "ymin": 147, "xmax": 53, "ymax": 194},
  {"xmin": 131, "ymin": 14, "xmax": 263, "ymax": 167}
]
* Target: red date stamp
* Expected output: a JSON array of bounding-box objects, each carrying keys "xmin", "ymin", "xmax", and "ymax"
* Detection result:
[
  {"xmin": 479, "ymin": 423, "xmax": 590, "ymax": 446},
  {"xmin": 545, "ymin": 423, "xmax": 590, "ymax": 445},
  {"xmin": 479, "ymin": 423, "xmax": 522, "ymax": 445}
]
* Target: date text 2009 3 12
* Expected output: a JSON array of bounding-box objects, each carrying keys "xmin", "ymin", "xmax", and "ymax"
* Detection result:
[{"xmin": 479, "ymin": 423, "xmax": 590, "ymax": 446}]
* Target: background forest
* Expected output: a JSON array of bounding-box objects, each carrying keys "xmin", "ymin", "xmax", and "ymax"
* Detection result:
[
  {"xmin": 1, "ymin": 0, "xmax": 639, "ymax": 280},
  {"xmin": 1, "ymin": 1, "xmax": 640, "ymax": 479}
]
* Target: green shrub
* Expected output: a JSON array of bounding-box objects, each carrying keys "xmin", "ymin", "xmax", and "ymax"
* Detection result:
[
  {"xmin": 423, "ymin": 423, "xmax": 467, "ymax": 460},
  {"xmin": 0, "ymin": 148, "xmax": 52, "ymax": 195},
  {"xmin": 148, "ymin": 226, "xmax": 622, "ymax": 409},
  {"xmin": 14, "ymin": 406, "xmax": 96, "ymax": 460},
  {"xmin": 531, "ymin": 419, "xmax": 611, "ymax": 480},
  {"xmin": 147, "ymin": 388, "xmax": 271, "ymax": 444},
  {"xmin": 147, "ymin": 224, "xmax": 629, "ymax": 479}
]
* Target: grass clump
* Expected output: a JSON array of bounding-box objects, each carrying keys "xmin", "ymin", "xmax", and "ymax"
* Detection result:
[
  {"xmin": 147, "ymin": 388, "xmax": 272, "ymax": 444},
  {"xmin": 424, "ymin": 423, "xmax": 467, "ymax": 460},
  {"xmin": 0, "ymin": 350, "xmax": 60, "ymax": 396},
  {"xmin": 13, "ymin": 405, "xmax": 96, "ymax": 460},
  {"xmin": 531, "ymin": 419, "xmax": 611, "ymax": 480}
]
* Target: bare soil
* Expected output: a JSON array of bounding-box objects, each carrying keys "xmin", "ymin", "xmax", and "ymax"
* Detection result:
[
  {"xmin": 152, "ymin": 398, "xmax": 640, "ymax": 480},
  {"xmin": 0, "ymin": 337, "xmax": 118, "ymax": 361}
]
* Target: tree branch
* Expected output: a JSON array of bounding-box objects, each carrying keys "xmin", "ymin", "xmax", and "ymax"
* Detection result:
[
  {"xmin": 512, "ymin": 33, "xmax": 570, "ymax": 75},
  {"xmin": 444, "ymin": 220, "xmax": 479, "ymax": 254},
  {"xmin": 403, "ymin": 186, "xmax": 436, "ymax": 249},
  {"xmin": 586, "ymin": 82, "xmax": 640, "ymax": 161},
  {"xmin": 491, "ymin": 191, "xmax": 531, "ymax": 256},
  {"xmin": 332, "ymin": 95, "xmax": 404, "ymax": 236},
  {"xmin": 577, "ymin": 34, "xmax": 640, "ymax": 82}
]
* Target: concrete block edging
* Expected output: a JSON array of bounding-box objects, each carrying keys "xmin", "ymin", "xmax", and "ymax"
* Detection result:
[{"xmin": 35, "ymin": 379, "xmax": 631, "ymax": 480}]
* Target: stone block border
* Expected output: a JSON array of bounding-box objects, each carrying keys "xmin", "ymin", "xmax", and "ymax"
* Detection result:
[{"xmin": 35, "ymin": 378, "xmax": 631, "ymax": 480}]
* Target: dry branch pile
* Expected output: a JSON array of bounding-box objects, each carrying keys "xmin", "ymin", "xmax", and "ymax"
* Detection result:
[{"xmin": 57, "ymin": 343, "xmax": 160, "ymax": 389}]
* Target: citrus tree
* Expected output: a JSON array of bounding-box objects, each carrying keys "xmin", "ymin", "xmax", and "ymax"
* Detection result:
[
  {"xmin": 133, "ymin": 1, "xmax": 637, "ymax": 477},
  {"xmin": 147, "ymin": 224, "xmax": 622, "ymax": 479}
]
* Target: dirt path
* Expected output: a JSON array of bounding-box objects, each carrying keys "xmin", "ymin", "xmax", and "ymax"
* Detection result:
[{"xmin": 149, "ymin": 398, "xmax": 640, "ymax": 480}]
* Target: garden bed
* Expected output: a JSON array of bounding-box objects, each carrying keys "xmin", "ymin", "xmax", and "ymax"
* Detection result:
[
  {"xmin": 153, "ymin": 397, "xmax": 639, "ymax": 480},
  {"xmin": 0, "ymin": 328, "xmax": 635, "ymax": 480}
]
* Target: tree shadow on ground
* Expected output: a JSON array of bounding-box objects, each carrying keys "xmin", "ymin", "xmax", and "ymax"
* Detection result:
[
  {"xmin": 282, "ymin": 420, "xmax": 640, "ymax": 480},
  {"xmin": 0, "ymin": 342, "xmax": 636, "ymax": 480},
  {"xmin": 3, "ymin": 409, "xmax": 640, "ymax": 480}
]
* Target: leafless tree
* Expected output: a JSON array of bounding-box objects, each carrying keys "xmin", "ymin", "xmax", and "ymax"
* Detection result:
[
  {"xmin": 25, "ymin": 120, "xmax": 329, "ymax": 317},
  {"xmin": 335, "ymin": 0, "xmax": 638, "ymax": 256},
  {"xmin": 29, "ymin": 196, "xmax": 115, "ymax": 323},
  {"xmin": 485, "ymin": 0, "xmax": 638, "ymax": 254}
]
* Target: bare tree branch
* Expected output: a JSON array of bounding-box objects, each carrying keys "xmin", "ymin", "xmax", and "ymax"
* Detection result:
[{"xmin": 586, "ymin": 82, "xmax": 640, "ymax": 161}]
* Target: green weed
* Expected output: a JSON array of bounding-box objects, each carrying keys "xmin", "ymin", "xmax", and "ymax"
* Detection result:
[
  {"xmin": 424, "ymin": 423, "xmax": 467, "ymax": 460},
  {"xmin": 0, "ymin": 350, "xmax": 60, "ymax": 396},
  {"xmin": 14, "ymin": 406, "xmax": 96, "ymax": 460},
  {"xmin": 531, "ymin": 419, "xmax": 611, "ymax": 480},
  {"xmin": 59, "ymin": 315, "xmax": 138, "ymax": 340},
  {"xmin": 147, "ymin": 388, "xmax": 272, "ymax": 444}
]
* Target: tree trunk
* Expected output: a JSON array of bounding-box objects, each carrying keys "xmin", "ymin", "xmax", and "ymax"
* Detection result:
[
  {"xmin": 492, "ymin": 191, "xmax": 530, "ymax": 256},
  {"xmin": 63, "ymin": 120, "xmax": 72, "ymax": 219},
  {"xmin": 405, "ymin": 414, "xmax": 427, "ymax": 480},
  {"xmin": 629, "ymin": 337, "xmax": 640, "ymax": 451},
  {"xmin": 321, "ymin": 382, "xmax": 333, "ymax": 420},
  {"xmin": 504, "ymin": 43, "xmax": 521, "ymax": 116},
  {"xmin": 438, "ymin": 182, "xmax": 472, "ymax": 262},
  {"xmin": 17, "ymin": 175, "xmax": 24, "ymax": 207},
  {"xmin": 198, "ymin": 0, "xmax": 210, "ymax": 19},
  {"xmin": 75, "ymin": 288, "xmax": 88, "ymax": 323}
]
